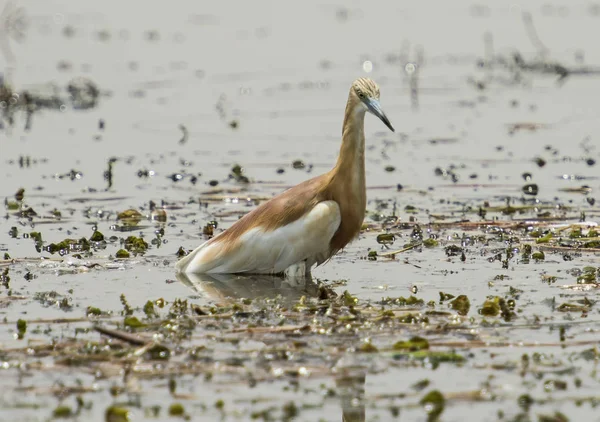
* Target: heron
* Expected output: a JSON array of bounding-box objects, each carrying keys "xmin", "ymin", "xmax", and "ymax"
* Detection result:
[{"xmin": 176, "ymin": 77, "xmax": 394, "ymax": 276}]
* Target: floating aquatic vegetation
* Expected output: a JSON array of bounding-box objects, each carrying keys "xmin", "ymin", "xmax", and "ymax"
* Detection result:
[
  {"xmin": 105, "ymin": 406, "xmax": 130, "ymax": 422},
  {"xmin": 43, "ymin": 237, "xmax": 92, "ymax": 255},
  {"xmin": 117, "ymin": 209, "xmax": 143, "ymax": 226},
  {"xmin": 229, "ymin": 164, "xmax": 249, "ymax": 183},
  {"xmin": 393, "ymin": 336, "xmax": 429, "ymax": 351},
  {"xmin": 115, "ymin": 249, "xmax": 130, "ymax": 258},
  {"xmin": 420, "ymin": 390, "xmax": 445, "ymax": 421},
  {"xmin": 123, "ymin": 235, "xmax": 149, "ymax": 254},
  {"xmin": 450, "ymin": 295, "xmax": 470, "ymax": 316}
]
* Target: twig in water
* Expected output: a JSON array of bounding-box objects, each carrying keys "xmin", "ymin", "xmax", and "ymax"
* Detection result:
[
  {"xmin": 380, "ymin": 243, "xmax": 421, "ymax": 257},
  {"xmin": 178, "ymin": 124, "xmax": 188, "ymax": 145},
  {"xmin": 94, "ymin": 325, "xmax": 149, "ymax": 346}
]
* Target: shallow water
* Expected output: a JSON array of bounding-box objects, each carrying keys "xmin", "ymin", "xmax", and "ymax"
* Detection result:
[{"xmin": 1, "ymin": 1, "xmax": 600, "ymax": 421}]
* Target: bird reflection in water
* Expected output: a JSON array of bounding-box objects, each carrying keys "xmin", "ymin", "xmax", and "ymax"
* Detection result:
[
  {"xmin": 175, "ymin": 272, "xmax": 327, "ymax": 303},
  {"xmin": 176, "ymin": 273, "xmax": 366, "ymax": 421},
  {"xmin": 336, "ymin": 368, "xmax": 367, "ymax": 422}
]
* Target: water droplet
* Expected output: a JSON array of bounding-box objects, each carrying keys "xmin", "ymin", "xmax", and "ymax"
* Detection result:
[
  {"xmin": 362, "ymin": 60, "xmax": 373, "ymax": 73},
  {"xmin": 405, "ymin": 63, "xmax": 417, "ymax": 74},
  {"xmin": 60, "ymin": 104, "xmax": 67, "ymax": 112}
]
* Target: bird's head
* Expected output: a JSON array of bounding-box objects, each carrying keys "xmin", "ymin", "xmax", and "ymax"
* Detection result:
[{"xmin": 351, "ymin": 78, "xmax": 394, "ymax": 132}]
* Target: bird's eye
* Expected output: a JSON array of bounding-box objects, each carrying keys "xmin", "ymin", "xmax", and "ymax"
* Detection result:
[{"xmin": 357, "ymin": 91, "xmax": 365, "ymax": 99}]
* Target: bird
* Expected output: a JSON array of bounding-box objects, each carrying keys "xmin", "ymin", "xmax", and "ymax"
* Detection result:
[{"xmin": 176, "ymin": 77, "xmax": 394, "ymax": 276}]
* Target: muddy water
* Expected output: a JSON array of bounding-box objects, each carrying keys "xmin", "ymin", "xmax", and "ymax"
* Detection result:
[{"xmin": 1, "ymin": 1, "xmax": 600, "ymax": 421}]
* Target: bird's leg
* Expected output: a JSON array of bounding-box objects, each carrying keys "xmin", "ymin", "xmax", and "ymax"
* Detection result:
[{"xmin": 284, "ymin": 261, "xmax": 306, "ymax": 278}]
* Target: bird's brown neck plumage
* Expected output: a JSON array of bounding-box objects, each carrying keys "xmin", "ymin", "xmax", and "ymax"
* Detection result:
[{"xmin": 325, "ymin": 90, "xmax": 367, "ymax": 252}]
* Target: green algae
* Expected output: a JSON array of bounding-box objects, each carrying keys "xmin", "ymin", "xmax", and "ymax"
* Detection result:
[
  {"xmin": 105, "ymin": 406, "xmax": 130, "ymax": 422},
  {"xmin": 143, "ymin": 300, "xmax": 157, "ymax": 318},
  {"xmin": 376, "ymin": 233, "xmax": 395, "ymax": 245},
  {"xmin": 115, "ymin": 249, "xmax": 129, "ymax": 258},
  {"xmin": 52, "ymin": 405, "xmax": 73, "ymax": 418},
  {"xmin": 409, "ymin": 351, "xmax": 465, "ymax": 364},
  {"xmin": 438, "ymin": 292, "xmax": 455, "ymax": 302},
  {"xmin": 123, "ymin": 235, "xmax": 148, "ymax": 254},
  {"xmin": 120, "ymin": 294, "xmax": 133, "ymax": 316},
  {"xmin": 538, "ymin": 412, "xmax": 569, "ymax": 422},
  {"xmin": 358, "ymin": 340, "xmax": 379, "ymax": 353},
  {"xmin": 168, "ymin": 403, "xmax": 185, "ymax": 417},
  {"xmin": 16, "ymin": 318, "xmax": 26, "ymax": 339},
  {"xmin": 532, "ymin": 251, "xmax": 545, "ymax": 261},
  {"xmin": 282, "ymin": 401, "xmax": 299, "ymax": 420},
  {"xmin": 86, "ymin": 306, "xmax": 102, "ymax": 316},
  {"xmin": 90, "ymin": 230, "xmax": 105, "ymax": 242},
  {"xmin": 339, "ymin": 291, "xmax": 359, "ymax": 306},
  {"xmin": 380, "ymin": 295, "xmax": 424, "ymax": 306},
  {"xmin": 479, "ymin": 296, "xmax": 516, "ymax": 320},
  {"xmin": 45, "ymin": 237, "xmax": 91, "ymax": 255},
  {"xmin": 423, "ymin": 238, "xmax": 439, "ymax": 248},
  {"xmin": 147, "ymin": 344, "xmax": 171, "ymax": 360},
  {"xmin": 420, "ymin": 390, "xmax": 445, "ymax": 421},
  {"xmin": 450, "ymin": 295, "xmax": 470, "ymax": 316},
  {"xmin": 398, "ymin": 313, "xmax": 429, "ymax": 324},
  {"xmin": 444, "ymin": 245, "xmax": 463, "ymax": 257},
  {"xmin": 117, "ymin": 209, "xmax": 143, "ymax": 226},
  {"xmin": 393, "ymin": 336, "xmax": 429, "ymax": 351},
  {"xmin": 535, "ymin": 232, "xmax": 552, "ymax": 244},
  {"xmin": 123, "ymin": 316, "xmax": 145, "ymax": 328},
  {"xmin": 29, "ymin": 231, "xmax": 42, "ymax": 242}
]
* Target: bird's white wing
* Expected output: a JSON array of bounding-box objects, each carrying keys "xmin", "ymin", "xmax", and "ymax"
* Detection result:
[{"xmin": 175, "ymin": 201, "xmax": 341, "ymax": 274}]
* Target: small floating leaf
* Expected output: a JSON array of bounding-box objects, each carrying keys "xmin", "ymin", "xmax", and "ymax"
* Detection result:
[
  {"xmin": 168, "ymin": 403, "xmax": 185, "ymax": 417},
  {"xmin": 480, "ymin": 298, "xmax": 501, "ymax": 316},
  {"xmin": 292, "ymin": 160, "xmax": 305, "ymax": 169},
  {"xmin": 393, "ymin": 336, "xmax": 429, "ymax": 351},
  {"xmin": 535, "ymin": 233, "xmax": 552, "ymax": 244},
  {"xmin": 86, "ymin": 306, "xmax": 102, "ymax": 316},
  {"xmin": 124, "ymin": 236, "xmax": 148, "ymax": 254},
  {"xmin": 147, "ymin": 344, "xmax": 171, "ymax": 360},
  {"xmin": 439, "ymin": 292, "xmax": 455, "ymax": 302},
  {"xmin": 450, "ymin": 295, "xmax": 470, "ymax": 316},
  {"xmin": 420, "ymin": 390, "xmax": 445, "ymax": 420},
  {"xmin": 532, "ymin": 251, "xmax": 545, "ymax": 261},
  {"xmin": 423, "ymin": 238, "xmax": 439, "ymax": 248},
  {"xmin": 53, "ymin": 405, "xmax": 73, "ymax": 418},
  {"xmin": 144, "ymin": 300, "xmax": 156, "ymax": 318},
  {"xmin": 537, "ymin": 412, "xmax": 569, "ymax": 422},
  {"xmin": 16, "ymin": 319, "xmax": 26, "ymax": 339},
  {"xmin": 105, "ymin": 406, "xmax": 131, "ymax": 422},
  {"xmin": 376, "ymin": 233, "xmax": 395, "ymax": 245},
  {"xmin": 358, "ymin": 340, "xmax": 379, "ymax": 353},
  {"xmin": 444, "ymin": 245, "xmax": 463, "ymax": 256},
  {"xmin": 123, "ymin": 316, "xmax": 145, "ymax": 328},
  {"xmin": 117, "ymin": 209, "xmax": 143, "ymax": 225},
  {"xmin": 522, "ymin": 183, "xmax": 539, "ymax": 196}
]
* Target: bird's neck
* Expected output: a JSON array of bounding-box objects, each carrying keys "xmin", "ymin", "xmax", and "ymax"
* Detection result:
[
  {"xmin": 333, "ymin": 99, "xmax": 366, "ymax": 183},
  {"xmin": 328, "ymin": 97, "xmax": 367, "ymax": 217}
]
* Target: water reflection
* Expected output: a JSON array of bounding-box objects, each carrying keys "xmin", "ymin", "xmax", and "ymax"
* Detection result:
[
  {"xmin": 176, "ymin": 272, "xmax": 366, "ymax": 420},
  {"xmin": 337, "ymin": 368, "xmax": 367, "ymax": 422},
  {"xmin": 176, "ymin": 272, "xmax": 323, "ymax": 302}
]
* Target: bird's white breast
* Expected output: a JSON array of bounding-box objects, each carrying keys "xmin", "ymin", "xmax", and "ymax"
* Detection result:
[{"xmin": 177, "ymin": 200, "xmax": 341, "ymax": 274}]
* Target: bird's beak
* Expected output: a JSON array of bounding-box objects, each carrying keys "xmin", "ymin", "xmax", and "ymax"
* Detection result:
[{"xmin": 366, "ymin": 98, "xmax": 395, "ymax": 132}]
